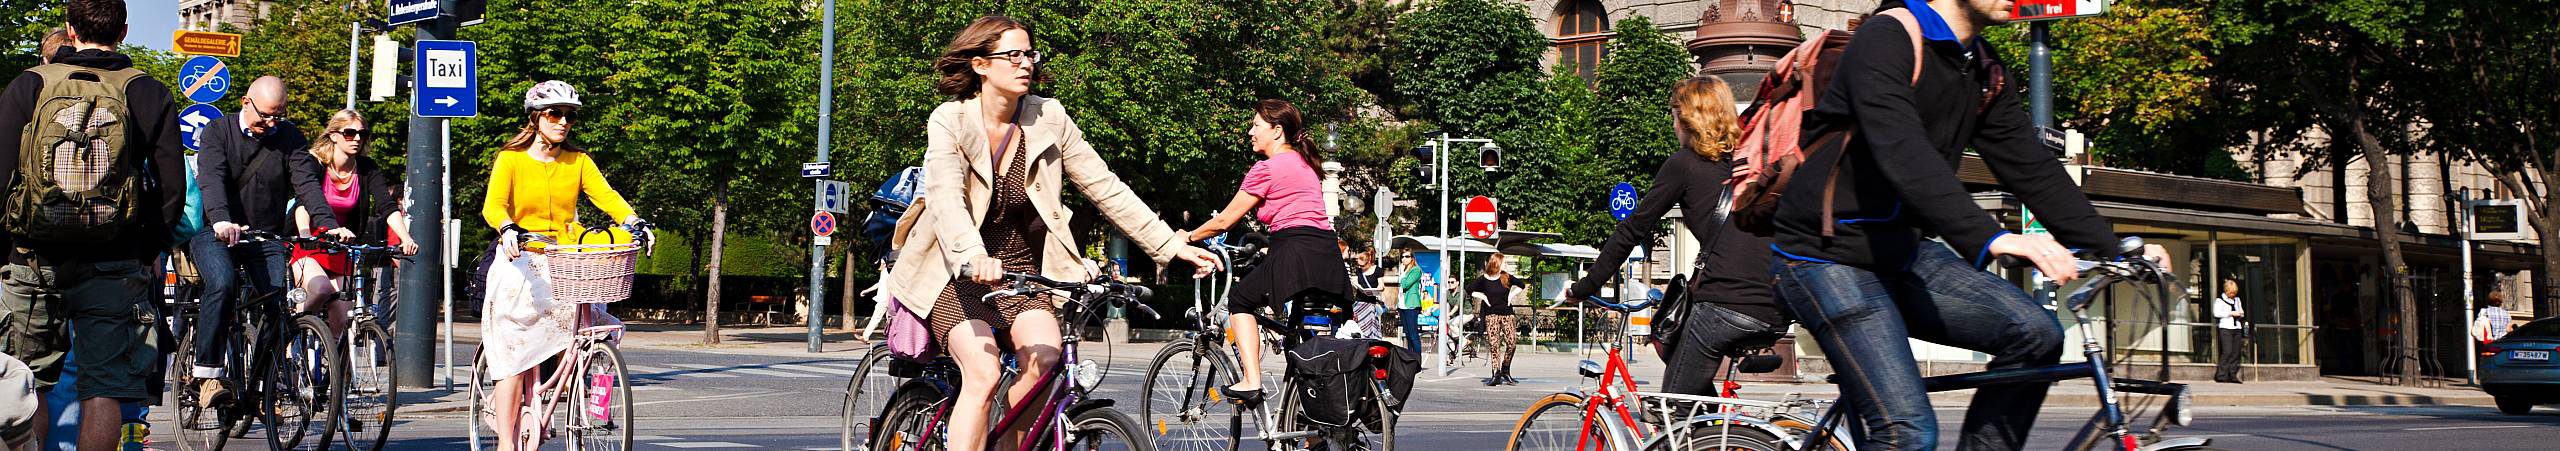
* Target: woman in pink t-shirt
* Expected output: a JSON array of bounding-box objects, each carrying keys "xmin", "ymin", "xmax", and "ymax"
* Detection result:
[{"xmin": 1185, "ymin": 99, "xmax": 1351, "ymax": 403}]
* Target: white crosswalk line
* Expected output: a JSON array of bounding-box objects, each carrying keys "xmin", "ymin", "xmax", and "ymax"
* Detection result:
[
  {"xmin": 764, "ymin": 363, "xmax": 859, "ymax": 376},
  {"xmin": 628, "ymin": 364, "xmax": 732, "ymax": 378},
  {"xmin": 667, "ymin": 363, "xmax": 820, "ymax": 378},
  {"xmin": 657, "ymin": 441, "xmax": 756, "ymax": 448}
]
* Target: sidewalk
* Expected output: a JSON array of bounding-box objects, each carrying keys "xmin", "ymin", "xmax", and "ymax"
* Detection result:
[{"xmin": 394, "ymin": 323, "xmax": 2496, "ymax": 417}]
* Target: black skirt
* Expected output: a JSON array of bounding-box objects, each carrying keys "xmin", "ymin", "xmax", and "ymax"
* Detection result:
[{"xmin": 1228, "ymin": 227, "xmax": 1352, "ymax": 314}]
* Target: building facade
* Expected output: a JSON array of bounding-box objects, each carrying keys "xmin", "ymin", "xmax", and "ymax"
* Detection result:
[
  {"xmin": 1524, "ymin": 0, "xmax": 2543, "ymax": 382},
  {"xmin": 178, "ymin": 0, "xmax": 276, "ymax": 32}
]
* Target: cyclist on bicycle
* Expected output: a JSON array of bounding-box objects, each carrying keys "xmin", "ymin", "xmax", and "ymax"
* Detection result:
[
  {"xmin": 881, "ymin": 16, "xmax": 1219, "ymax": 451},
  {"xmin": 188, "ymin": 74, "xmax": 322, "ymax": 407},
  {"xmin": 480, "ymin": 80, "xmax": 647, "ymax": 451},
  {"xmin": 1181, "ymin": 99, "xmax": 1351, "ymax": 404},
  {"xmin": 1565, "ymin": 75, "xmax": 1784, "ymax": 396},
  {"xmin": 1768, "ymin": 2, "xmax": 2167, "ymax": 450},
  {"xmin": 288, "ymin": 109, "xmax": 418, "ymax": 333}
]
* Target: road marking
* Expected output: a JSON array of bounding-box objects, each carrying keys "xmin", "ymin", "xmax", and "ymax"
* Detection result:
[
  {"xmin": 658, "ymin": 442, "xmax": 756, "ymax": 448},
  {"xmin": 633, "ymin": 435, "xmax": 681, "ymax": 441},
  {"xmin": 764, "ymin": 363, "xmax": 859, "ymax": 376},
  {"xmin": 666, "ymin": 363, "xmax": 814, "ymax": 378},
  {"xmin": 2402, "ymin": 425, "xmax": 2536, "ymax": 431},
  {"xmin": 629, "ymin": 364, "xmax": 735, "ymax": 378}
]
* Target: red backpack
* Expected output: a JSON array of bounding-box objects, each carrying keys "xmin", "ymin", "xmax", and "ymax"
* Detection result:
[{"xmin": 1721, "ymin": 9, "xmax": 1924, "ymax": 237}]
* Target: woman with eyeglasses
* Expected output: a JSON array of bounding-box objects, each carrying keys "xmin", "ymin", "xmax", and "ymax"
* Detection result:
[
  {"xmin": 287, "ymin": 109, "xmax": 418, "ymax": 333},
  {"xmin": 881, "ymin": 15, "xmax": 1221, "ymax": 450},
  {"xmin": 478, "ymin": 80, "xmax": 646, "ymax": 451}
]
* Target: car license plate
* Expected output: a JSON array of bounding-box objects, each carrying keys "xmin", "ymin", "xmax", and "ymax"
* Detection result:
[{"xmin": 2514, "ymin": 350, "xmax": 2553, "ymax": 362}]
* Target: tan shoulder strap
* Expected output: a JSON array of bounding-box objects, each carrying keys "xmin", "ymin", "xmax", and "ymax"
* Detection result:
[{"xmin": 1876, "ymin": 8, "xmax": 1929, "ymax": 87}]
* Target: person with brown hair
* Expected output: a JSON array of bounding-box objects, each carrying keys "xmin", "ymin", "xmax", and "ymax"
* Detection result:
[
  {"xmin": 35, "ymin": 27, "xmax": 67, "ymax": 64},
  {"xmin": 1469, "ymin": 253, "xmax": 1528, "ymax": 385},
  {"xmin": 1565, "ymin": 75, "xmax": 1784, "ymax": 396},
  {"xmin": 880, "ymin": 15, "xmax": 1220, "ymax": 450},
  {"xmin": 1184, "ymin": 99, "xmax": 1353, "ymax": 403}
]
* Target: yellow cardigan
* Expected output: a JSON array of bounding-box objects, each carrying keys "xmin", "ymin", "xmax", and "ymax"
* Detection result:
[{"xmin": 482, "ymin": 149, "xmax": 635, "ymax": 243}]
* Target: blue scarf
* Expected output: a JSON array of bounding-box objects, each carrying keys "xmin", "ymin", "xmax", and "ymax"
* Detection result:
[{"xmin": 1901, "ymin": 0, "xmax": 1962, "ymax": 43}]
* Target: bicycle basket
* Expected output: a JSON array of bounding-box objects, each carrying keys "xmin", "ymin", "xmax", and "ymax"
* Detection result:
[{"xmin": 541, "ymin": 239, "xmax": 646, "ymax": 304}]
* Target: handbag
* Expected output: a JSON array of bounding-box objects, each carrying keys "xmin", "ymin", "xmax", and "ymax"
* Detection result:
[{"xmin": 883, "ymin": 297, "xmax": 937, "ymax": 361}]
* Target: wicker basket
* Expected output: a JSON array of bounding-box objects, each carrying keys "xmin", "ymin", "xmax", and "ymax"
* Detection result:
[{"xmin": 542, "ymin": 241, "xmax": 647, "ymax": 304}]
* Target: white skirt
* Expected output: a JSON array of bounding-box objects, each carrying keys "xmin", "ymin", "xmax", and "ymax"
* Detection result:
[{"xmin": 480, "ymin": 253, "xmax": 619, "ymax": 381}]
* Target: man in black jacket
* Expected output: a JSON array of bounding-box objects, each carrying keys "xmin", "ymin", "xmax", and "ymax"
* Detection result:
[
  {"xmin": 1767, "ymin": 1, "xmax": 2166, "ymax": 450},
  {"xmin": 0, "ymin": 1, "xmax": 189, "ymax": 447},
  {"xmin": 184, "ymin": 74, "xmax": 323, "ymax": 406}
]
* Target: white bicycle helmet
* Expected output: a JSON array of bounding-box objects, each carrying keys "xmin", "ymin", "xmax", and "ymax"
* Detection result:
[{"xmin": 523, "ymin": 80, "xmax": 583, "ymax": 111}]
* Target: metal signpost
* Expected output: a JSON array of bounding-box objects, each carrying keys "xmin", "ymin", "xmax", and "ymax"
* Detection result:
[
  {"xmin": 808, "ymin": 0, "xmax": 841, "ymax": 353},
  {"xmin": 403, "ymin": 2, "xmax": 466, "ymax": 388}
]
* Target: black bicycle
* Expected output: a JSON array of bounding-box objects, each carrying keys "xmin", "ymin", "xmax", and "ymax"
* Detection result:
[
  {"xmin": 166, "ymin": 230, "xmax": 345, "ymax": 451},
  {"xmin": 284, "ymin": 237, "xmax": 407, "ymax": 451},
  {"xmin": 1139, "ymin": 233, "xmax": 1402, "ymax": 451},
  {"xmin": 1653, "ymin": 237, "xmax": 2211, "ymax": 451}
]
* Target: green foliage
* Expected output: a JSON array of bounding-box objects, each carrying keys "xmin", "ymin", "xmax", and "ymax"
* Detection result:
[
  {"xmin": 1590, "ymin": 15, "xmax": 1690, "ymax": 190},
  {"xmin": 0, "ymin": 0, "xmax": 61, "ymax": 76},
  {"xmin": 1388, "ymin": 0, "xmax": 1549, "ymax": 135},
  {"xmin": 1505, "ymin": 68, "xmax": 1609, "ymax": 243},
  {"xmin": 229, "ymin": 0, "xmax": 413, "ymax": 171},
  {"xmin": 1986, "ymin": 1, "xmax": 2244, "ymax": 180}
]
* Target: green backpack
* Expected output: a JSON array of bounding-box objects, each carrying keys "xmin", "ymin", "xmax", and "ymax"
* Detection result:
[{"xmin": 8, "ymin": 64, "xmax": 150, "ymax": 244}]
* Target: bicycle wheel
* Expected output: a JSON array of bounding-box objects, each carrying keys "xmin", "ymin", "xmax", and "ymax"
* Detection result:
[
  {"xmin": 842, "ymin": 346, "xmax": 906, "ymax": 451},
  {"xmin": 467, "ymin": 351, "xmax": 499, "ymax": 451},
  {"xmin": 567, "ymin": 342, "xmax": 636, "ymax": 451},
  {"xmin": 872, "ymin": 380, "xmax": 949, "ymax": 451},
  {"xmin": 1506, "ymin": 393, "xmax": 1593, "ymax": 451},
  {"xmin": 1064, "ymin": 407, "xmax": 1158, "ymax": 451},
  {"xmin": 1663, "ymin": 424, "xmax": 1786, "ymax": 451},
  {"xmin": 168, "ymin": 329, "xmax": 237, "ymax": 451},
  {"xmin": 340, "ymin": 318, "xmax": 398, "ymax": 451},
  {"xmin": 1344, "ymin": 380, "xmax": 1394, "ymax": 451},
  {"xmin": 1138, "ymin": 340, "xmax": 1241, "ymax": 451},
  {"xmin": 1768, "ymin": 415, "xmax": 1851, "ymax": 451},
  {"xmin": 265, "ymin": 315, "xmax": 344, "ymax": 451}
]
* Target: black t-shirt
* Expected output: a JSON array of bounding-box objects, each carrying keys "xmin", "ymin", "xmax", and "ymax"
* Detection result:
[{"xmin": 1470, "ymin": 274, "xmax": 1526, "ymax": 316}]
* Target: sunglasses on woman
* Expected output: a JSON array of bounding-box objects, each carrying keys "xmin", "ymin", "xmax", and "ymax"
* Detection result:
[
  {"xmin": 333, "ymin": 128, "xmax": 367, "ymax": 140},
  {"xmin": 542, "ymin": 107, "xmax": 578, "ymax": 122}
]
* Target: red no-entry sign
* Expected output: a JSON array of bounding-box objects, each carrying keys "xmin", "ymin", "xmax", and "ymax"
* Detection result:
[{"xmin": 1463, "ymin": 196, "xmax": 1498, "ymax": 239}]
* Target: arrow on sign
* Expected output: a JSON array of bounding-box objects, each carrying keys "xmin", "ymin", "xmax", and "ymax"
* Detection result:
[
  {"xmin": 435, "ymin": 96, "xmax": 459, "ymax": 107},
  {"xmin": 180, "ymin": 110, "xmax": 211, "ymax": 133}
]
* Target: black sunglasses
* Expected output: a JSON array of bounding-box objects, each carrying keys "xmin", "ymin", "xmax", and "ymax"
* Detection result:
[
  {"xmin": 333, "ymin": 128, "xmax": 367, "ymax": 140},
  {"xmin": 542, "ymin": 108, "xmax": 578, "ymax": 121}
]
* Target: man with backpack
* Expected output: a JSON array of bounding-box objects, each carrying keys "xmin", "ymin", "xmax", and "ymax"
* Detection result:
[
  {"xmin": 0, "ymin": 1, "xmax": 191, "ymax": 448},
  {"xmin": 1752, "ymin": 1, "xmax": 2168, "ymax": 450}
]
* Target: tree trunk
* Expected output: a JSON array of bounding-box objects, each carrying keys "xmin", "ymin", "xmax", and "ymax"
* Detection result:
[
  {"xmin": 841, "ymin": 246, "xmax": 858, "ymax": 333},
  {"xmin": 2350, "ymin": 117, "xmax": 2421, "ymax": 385},
  {"xmin": 2543, "ymin": 163, "xmax": 2559, "ymax": 318},
  {"xmin": 706, "ymin": 189, "xmax": 728, "ymax": 345}
]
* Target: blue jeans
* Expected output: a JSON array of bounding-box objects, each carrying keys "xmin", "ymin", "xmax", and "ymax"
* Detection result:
[
  {"xmin": 186, "ymin": 231, "xmax": 291, "ymax": 373},
  {"xmin": 1398, "ymin": 308, "xmax": 1423, "ymax": 350},
  {"xmin": 1771, "ymin": 244, "xmax": 2063, "ymax": 451}
]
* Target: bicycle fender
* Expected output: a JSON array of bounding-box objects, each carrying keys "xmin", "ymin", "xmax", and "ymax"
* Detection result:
[
  {"xmin": 2136, "ymin": 436, "xmax": 2212, "ymax": 451},
  {"xmin": 1676, "ymin": 414, "xmax": 1803, "ymax": 450},
  {"xmin": 1064, "ymin": 398, "xmax": 1117, "ymax": 417}
]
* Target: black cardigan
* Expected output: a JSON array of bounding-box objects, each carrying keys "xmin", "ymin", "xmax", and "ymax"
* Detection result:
[
  {"xmin": 1566, "ymin": 148, "xmax": 1773, "ymax": 312},
  {"xmin": 1772, "ymin": 11, "xmax": 2117, "ymax": 268},
  {"xmin": 305, "ymin": 156, "xmax": 401, "ymax": 242}
]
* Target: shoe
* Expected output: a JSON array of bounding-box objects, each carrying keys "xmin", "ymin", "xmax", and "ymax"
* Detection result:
[
  {"xmin": 1502, "ymin": 376, "xmax": 1519, "ymax": 386},
  {"xmin": 1691, "ymin": 305, "xmax": 1786, "ymax": 359},
  {"xmin": 1482, "ymin": 377, "xmax": 1500, "ymax": 386},
  {"xmin": 196, "ymin": 379, "xmax": 229, "ymax": 408},
  {"xmin": 1218, "ymin": 385, "xmax": 1265, "ymax": 406}
]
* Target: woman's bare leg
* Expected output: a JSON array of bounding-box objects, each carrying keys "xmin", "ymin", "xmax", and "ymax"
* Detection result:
[
  {"xmin": 997, "ymin": 311, "xmax": 1063, "ymax": 449},
  {"xmin": 1228, "ymin": 312, "xmax": 1263, "ymax": 391},
  {"xmin": 493, "ymin": 369, "xmax": 533, "ymax": 451},
  {"xmin": 944, "ymin": 320, "xmax": 1004, "ymax": 451}
]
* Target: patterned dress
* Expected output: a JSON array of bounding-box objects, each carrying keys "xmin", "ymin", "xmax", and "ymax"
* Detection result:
[{"xmin": 929, "ymin": 130, "xmax": 1055, "ymax": 348}]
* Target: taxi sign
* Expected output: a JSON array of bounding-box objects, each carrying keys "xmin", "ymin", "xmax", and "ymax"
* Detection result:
[{"xmin": 172, "ymin": 30, "xmax": 241, "ymax": 57}]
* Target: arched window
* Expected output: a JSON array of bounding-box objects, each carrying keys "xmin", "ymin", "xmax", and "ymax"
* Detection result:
[{"xmin": 1556, "ymin": 0, "xmax": 1610, "ymax": 81}]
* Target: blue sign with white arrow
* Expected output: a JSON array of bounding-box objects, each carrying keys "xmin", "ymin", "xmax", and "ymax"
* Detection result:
[
  {"xmin": 177, "ymin": 56, "xmax": 229, "ymax": 104},
  {"xmin": 413, "ymin": 40, "xmax": 477, "ymax": 118},
  {"xmin": 178, "ymin": 104, "xmax": 225, "ymax": 152},
  {"xmin": 1609, "ymin": 182, "xmax": 1640, "ymax": 221},
  {"xmin": 387, "ymin": 0, "xmax": 440, "ymax": 26}
]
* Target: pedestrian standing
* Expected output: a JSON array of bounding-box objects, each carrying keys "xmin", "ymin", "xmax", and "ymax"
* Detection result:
[
  {"xmin": 2475, "ymin": 291, "xmax": 2512, "ymax": 345},
  {"xmin": 1395, "ymin": 253, "xmax": 1428, "ymax": 350},
  {"xmin": 1470, "ymin": 253, "xmax": 1527, "ymax": 386},
  {"xmin": 2214, "ymin": 279, "xmax": 2248, "ymax": 383}
]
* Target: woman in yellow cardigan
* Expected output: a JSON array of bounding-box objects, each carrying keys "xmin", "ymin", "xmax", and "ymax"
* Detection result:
[{"xmin": 479, "ymin": 80, "xmax": 646, "ymax": 451}]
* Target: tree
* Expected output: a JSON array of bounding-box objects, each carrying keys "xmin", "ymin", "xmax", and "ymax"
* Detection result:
[
  {"xmin": 232, "ymin": 0, "xmax": 413, "ymax": 169},
  {"xmin": 0, "ymin": 0, "xmax": 62, "ymax": 75},
  {"xmin": 1985, "ymin": 0, "xmax": 2245, "ymax": 180},
  {"xmin": 1388, "ymin": 0, "xmax": 1555, "ymax": 238},
  {"xmin": 2404, "ymin": 0, "xmax": 2560, "ymax": 317},
  {"xmin": 1592, "ymin": 15, "xmax": 1691, "ymax": 186}
]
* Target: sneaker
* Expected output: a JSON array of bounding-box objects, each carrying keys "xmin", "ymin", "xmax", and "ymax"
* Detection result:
[{"xmin": 196, "ymin": 379, "xmax": 229, "ymax": 408}]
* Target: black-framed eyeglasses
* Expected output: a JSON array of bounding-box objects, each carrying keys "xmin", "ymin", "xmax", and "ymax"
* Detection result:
[
  {"xmin": 248, "ymin": 103, "xmax": 286, "ymax": 125},
  {"xmin": 980, "ymin": 49, "xmax": 1043, "ymax": 66},
  {"xmin": 541, "ymin": 107, "xmax": 578, "ymax": 122},
  {"xmin": 333, "ymin": 128, "xmax": 367, "ymax": 140}
]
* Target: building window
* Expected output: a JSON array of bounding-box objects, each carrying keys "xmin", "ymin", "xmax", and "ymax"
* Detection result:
[{"xmin": 1555, "ymin": 0, "xmax": 1609, "ymax": 81}]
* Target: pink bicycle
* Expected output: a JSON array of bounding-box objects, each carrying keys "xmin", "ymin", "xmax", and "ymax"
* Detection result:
[{"xmin": 468, "ymin": 225, "xmax": 653, "ymax": 451}]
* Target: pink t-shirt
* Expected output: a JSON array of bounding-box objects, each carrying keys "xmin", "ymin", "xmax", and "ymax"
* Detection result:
[
  {"xmin": 1241, "ymin": 152, "xmax": 1331, "ymax": 231},
  {"xmin": 324, "ymin": 173, "xmax": 359, "ymax": 226}
]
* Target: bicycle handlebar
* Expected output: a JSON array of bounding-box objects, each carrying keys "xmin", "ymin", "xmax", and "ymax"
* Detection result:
[
  {"xmin": 1578, "ymin": 294, "xmax": 1659, "ymax": 313},
  {"xmin": 962, "ymin": 267, "xmax": 1161, "ymax": 320}
]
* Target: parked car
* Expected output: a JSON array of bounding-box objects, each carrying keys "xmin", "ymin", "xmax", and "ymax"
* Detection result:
[{"xmin": 2481, "ymin": 317, "xmax": 2560, "ymax": 415}]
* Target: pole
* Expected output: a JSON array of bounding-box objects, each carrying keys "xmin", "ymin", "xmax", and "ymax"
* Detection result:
[
  {"xmin": 807, "ymin": 0, "xmax": 837, "ymax": 353},
  {"xmin": 2461, "ymin": 192, "xmax": 2477, "ymax": 384},
  {"xmin": 344, "ymin": 21, "xmax": 359, "ymax": 110},
  {"xmin": 1433, "ymin": 134, "xmax": 1450, "ymax": 377},
  {"xmin": 396, "ymin": 1, "xmax": 454, "ymax": 388},
  {"xmin": 438, "ymin": 122, "xmax": 453, "ymax": 389},
  {"xmin": 2029, "ymin": 22, "xmax": 2053, "ymax": 129}
]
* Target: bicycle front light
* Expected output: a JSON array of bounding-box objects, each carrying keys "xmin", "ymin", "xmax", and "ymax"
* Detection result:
[
  {"xmin": 2167, "ymin": 385, "xmax": 2195, "ymax": 426},
  {"xmin": 1074, "ymin": 360, "xmax": 1103, "ymax": 389}
]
